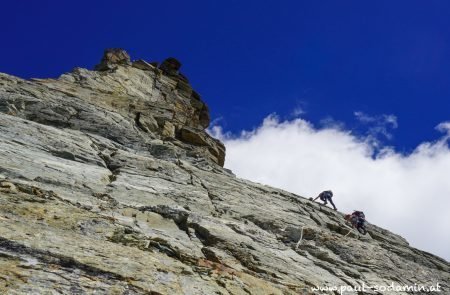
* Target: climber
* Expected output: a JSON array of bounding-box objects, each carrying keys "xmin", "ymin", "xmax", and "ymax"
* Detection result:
[
  {"xmin": 351, "ymin": 211, "xmax": 365, "ymax": 228},
  {"xmin": 313, "ymin": 190, "xmax": 337, "ymax": 210},
  {"xmin": 345, "ymin": 211, "xmax": 367, "ymax": 234}
]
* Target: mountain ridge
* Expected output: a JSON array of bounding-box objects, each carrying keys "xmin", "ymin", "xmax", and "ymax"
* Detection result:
[{"xmin": 0, "ymin": 49, "xmax": 448, "ymax": 294}]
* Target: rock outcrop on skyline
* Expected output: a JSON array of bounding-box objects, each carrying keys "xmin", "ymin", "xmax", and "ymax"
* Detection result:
[{"xmin": 0, "ymin": 49, "xmax": 448, "ymax": 294}]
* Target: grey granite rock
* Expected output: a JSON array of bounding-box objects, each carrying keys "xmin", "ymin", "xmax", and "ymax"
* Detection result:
[{"xmin": 0, "ymin": 49, "xmax": 448, "ymax": 294}]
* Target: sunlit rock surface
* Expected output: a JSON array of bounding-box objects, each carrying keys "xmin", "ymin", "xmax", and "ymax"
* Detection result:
[{"xmin": 0, "ymin": 49, "xmax": 448, "ymax": 294}]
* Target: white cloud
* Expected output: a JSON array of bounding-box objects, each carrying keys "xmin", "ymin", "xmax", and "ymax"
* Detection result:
[
  {"xmin": 384, "ymin": 114, "xmax": 399, "ymax": 129},
  {"xmin": 354, "ymin": 111, "xmax": 398, "ymax": 128},
  {"xmin": 290, "ymin": 100, "xmax": 308, "ymax": 118},
  {"xmin": 436, "ymin": 122, "xmax": 450, "ymax": 138},
  {"xmin": 211, "ymin": 115, "xmax": 450, "ymax": 261},
  {"xmin": 291, "ymin": 106, "xmax": 305, "ymax": 117},
  {"xmin": 354, "ymin": 111, "xmax": 398, "ymax": 141}
]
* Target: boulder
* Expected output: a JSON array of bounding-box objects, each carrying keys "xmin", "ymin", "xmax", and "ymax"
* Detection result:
[{"xmin": 159, "ymin": 57, "xmax": 181, "ymax": 76}]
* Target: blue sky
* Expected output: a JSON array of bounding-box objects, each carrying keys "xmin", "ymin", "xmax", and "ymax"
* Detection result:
[{"xmin": 2, "ymin": 0, "xmax": 450, "ymax": 152}]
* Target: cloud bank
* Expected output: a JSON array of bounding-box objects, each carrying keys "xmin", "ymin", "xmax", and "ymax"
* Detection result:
[{"xmin": 210, "ymin": 115, "xmax": 450, "ymax": 261}]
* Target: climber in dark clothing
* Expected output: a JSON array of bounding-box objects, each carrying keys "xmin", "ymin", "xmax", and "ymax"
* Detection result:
[
  {"xmin": 313, "ymin": 190, "xmax": 337, "ymax": 210},
  {"xmin": 350, "ymin": 211, "xmax": 365, "ymax": 228}
]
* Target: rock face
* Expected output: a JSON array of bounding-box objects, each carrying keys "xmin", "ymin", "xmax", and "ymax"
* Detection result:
[
  {"xmin": 0, "ymin": 49, "xmax": 448, "ymax": 294},
  {"xmin": 2, "ymin": 49, "xmax": 224, "ymax": 167},
  {"xmin": 95, "ymin": 48, "xmax": 132, "ymax": 71}
]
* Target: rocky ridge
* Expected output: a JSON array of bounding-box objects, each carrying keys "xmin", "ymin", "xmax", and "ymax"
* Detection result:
[{"xmin": 0, "ymin": 49, "xmax": 448, "ymax": 294}]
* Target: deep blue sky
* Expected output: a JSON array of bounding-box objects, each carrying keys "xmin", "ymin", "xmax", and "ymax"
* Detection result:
[{"xmin": 2, "ymin": 0, "xmax": 450, "ymax": 152}]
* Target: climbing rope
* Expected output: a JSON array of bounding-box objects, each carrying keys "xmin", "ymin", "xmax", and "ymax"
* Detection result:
[{"xmin": 295, "ymin": 226, "xmax": 304, "ymax": 249}]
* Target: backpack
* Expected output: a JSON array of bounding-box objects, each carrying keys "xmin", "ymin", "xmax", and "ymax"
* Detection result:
[{"xmin": 353, "ymin": 211, "xmax": 365, "ymax": 219}]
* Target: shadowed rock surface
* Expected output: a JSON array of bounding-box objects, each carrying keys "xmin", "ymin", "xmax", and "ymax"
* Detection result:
[{"xmin": 0, "ymin": 49, "xmax": 448, "ymax": 294}]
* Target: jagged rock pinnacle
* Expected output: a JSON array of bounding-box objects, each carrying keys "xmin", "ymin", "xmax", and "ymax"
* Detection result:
[{"xmin": 94, "ymin": 48, "xmax": 132, "ymax": 71}]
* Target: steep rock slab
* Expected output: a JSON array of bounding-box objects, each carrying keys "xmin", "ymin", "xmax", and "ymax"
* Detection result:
[{"xmin": 0, "ymin": 49, "xmax": 449, "ymax": 294}]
